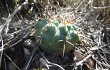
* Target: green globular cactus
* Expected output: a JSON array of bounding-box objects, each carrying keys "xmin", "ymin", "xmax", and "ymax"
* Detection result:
[
  {"xmin": 34, "ymin": 19, "xmax": 48, "ymax": 36},
  {"xmin": 34, "ymin": 19, "xmax": 79, "ymax": 54},
  {"xmin": 68, "ymin": 30, "xmax": 79, "ymax": 44},
  {"xmin": 58, "ymin": 23, "xmax": 68, "ymax": 40},
  {"xmin": 54, "ymin": 20, "xmax": 60, "ymax": 27},
  {"xmin": 40, "ymin": 23, "xmax": 58, "ymax": 52},
  {"xmin": 66, "ymin": 24, "xmax": 77, "ymax": 31}
]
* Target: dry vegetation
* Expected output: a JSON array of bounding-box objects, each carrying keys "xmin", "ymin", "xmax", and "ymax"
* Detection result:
[{"xmin": 0, "ymin": 0, "xmax": 110, "ymax": 70}]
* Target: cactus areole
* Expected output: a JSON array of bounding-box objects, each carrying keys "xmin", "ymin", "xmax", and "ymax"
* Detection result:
[{"xmin": 34, "ymin": 19, "xmax": 79, "ymax": 54}]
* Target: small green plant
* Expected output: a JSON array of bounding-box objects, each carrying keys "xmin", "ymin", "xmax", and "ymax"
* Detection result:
[{"xmin": 34, "ymin": 19, "xmax": 79, "ymax": 54}]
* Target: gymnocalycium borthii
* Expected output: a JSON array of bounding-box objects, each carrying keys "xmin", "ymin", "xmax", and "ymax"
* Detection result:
[{"xmin": 34, "ymin": 19, "xmax": 79, "ymax": 54}]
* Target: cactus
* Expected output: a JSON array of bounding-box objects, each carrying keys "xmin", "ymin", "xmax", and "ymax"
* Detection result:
[
  {"xmin": 34, "ymin": 19, "xmax": 48, "ymax": 36},
  {"xmin": 54, "ymin": 20, "xmax": 60, "ymax": 27},
  {"xmin": 66, "ymin": 23, "xmax": 77, "ymax": 31},
  {"xmin": 34, "ymin": 19, "xmax": 79, "ymax": 54}
]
